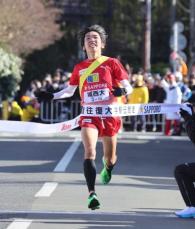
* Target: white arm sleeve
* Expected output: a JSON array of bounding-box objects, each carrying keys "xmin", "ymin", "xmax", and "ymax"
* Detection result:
[
  {"xmin": 53, "ymin": 85, "xmax": 77, "ymax": 100},
  {"xmin": 120, "ymin": 79, "xmax": 133, "ymax": 95}
]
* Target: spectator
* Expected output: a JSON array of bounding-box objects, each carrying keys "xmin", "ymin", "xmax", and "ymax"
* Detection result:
[
  {"xmin": 161, "ymin": 73, "xmax": 182, "ymax": 136},
  {"xmin": 188, "ymin": 73, "xmax": 195, "ymax": 105},
  {"xmin": 190, "ymin": 63, "xmax": 195, "ymax": 75},
  {"xmin": 147, "ymin": 74, "xmax": 166, "ymax": 132},
  {"xmin": 170, "ymin": 52, "xmax": 188, "ymax": 78},
  {"xmin": 153, "ymin": 74, "xmax": 166, "ymax": 104},
  {"xmin": 9, "ymin": 101, "xmax": 23, "ymax": 121},
  {"xmin": 175, "ymin": 72, "xmax": 192, "ymax": 102},
  {"xmin": 42, "ymin": 74, "xmax": 54, "ymax": 92},
  {"xmin": 127, "ymin": 74, "xmax": 149, "ymax": 132},
  {"xmin": 20, "ymin": 96, "xmax": 40, "ymax": 122},
  {"xmin": 125, "ymin": 63, "xmax": 133, "ymax": 82},
  {"xmin": 147, "ymin": 76, "xmax": 156, "ymax": 102},
  {"xmin": 25, "ymin": 80, "xmax": 42, "ymax": 99}
]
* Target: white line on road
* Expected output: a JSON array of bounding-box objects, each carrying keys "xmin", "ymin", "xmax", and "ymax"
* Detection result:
[
  {"xmin": 35, "ymin": 182, "xmax": 58, "ymax": 197},
  {"xmin": 34, "ymin": 139, "xmax": 80, "ymax": 198},
  {"xmin": 54, "ymin": 139, "xmax": 81, "ymax": 172},
  {"xmin": 6, "ymin": 219, "xmax": 32, "ymax": 229}
]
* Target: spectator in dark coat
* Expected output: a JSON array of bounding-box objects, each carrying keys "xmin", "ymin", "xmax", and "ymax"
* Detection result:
[{"xmin": 174, "ymin": 104, "xmax": 195, "ymax": 218}]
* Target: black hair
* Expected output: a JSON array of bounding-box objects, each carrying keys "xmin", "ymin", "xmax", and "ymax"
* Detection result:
[{"xmin": 78, "ymin": 24, "xmax": 108, "ymax": 47}]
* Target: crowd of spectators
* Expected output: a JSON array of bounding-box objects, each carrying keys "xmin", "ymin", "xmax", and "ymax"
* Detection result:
[
  {"xmin": 8, "ymin": 69, "xmax": 74, "ymax": 123},
  {"xmin": 5, "ymin": 54, "xmax": 195, "ymax": 135}
]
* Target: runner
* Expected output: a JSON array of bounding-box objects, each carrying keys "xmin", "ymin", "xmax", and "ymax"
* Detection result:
[
  {"xmin": 36, "ymin": 24, "xmax": 132, "ymax": 210},
  {"xmin": 174, "ymin": 104, "xmax": 195, "ymax": 218}
]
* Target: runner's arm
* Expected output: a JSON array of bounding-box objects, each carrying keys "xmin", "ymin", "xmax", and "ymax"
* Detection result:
[
  {"xmin": 53, "ymin": 85, "xmax": 77, "ymax": 100},
  {"xmin": 120, "ymin": 79, "xmax": 133, "ymax": 95},
  {"xmin": 112, "ymin": 79, "xmax": 133, "ymax": 97}
]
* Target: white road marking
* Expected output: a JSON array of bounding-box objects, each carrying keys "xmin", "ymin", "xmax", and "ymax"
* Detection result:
[
  {"xmin": 54, "ymin": 139, "xmax": 81, "ymax": 172},
  {"xmin": 35, "ymin": 139, "xmax": 81, "ymax": 197},
  {"xmin": 35, "ymin": 182, "xmax": 58, "ymax": 197},
  {"xmin": 6, "ymin": 219, "xmax": 32, "ymax": 229}
]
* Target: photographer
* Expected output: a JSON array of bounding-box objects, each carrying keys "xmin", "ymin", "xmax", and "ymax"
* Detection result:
[{"xmin": 174, "ymin": 104, "xmax": 195, "ymax": 218}]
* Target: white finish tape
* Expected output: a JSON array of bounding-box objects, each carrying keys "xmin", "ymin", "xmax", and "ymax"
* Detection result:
[{"xmin": 0, "ymin": 103, "xmax": 190, "ymax": 134}]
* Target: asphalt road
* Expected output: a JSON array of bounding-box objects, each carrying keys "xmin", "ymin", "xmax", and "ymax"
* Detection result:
[{"xmin": 0, "ymin": 132, "xmax": 194, "ymax": 229}]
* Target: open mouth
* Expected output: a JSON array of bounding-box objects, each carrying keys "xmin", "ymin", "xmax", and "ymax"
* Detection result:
[{"xmin": 89, "ymin": 42, "xmax": 97, "ymax": 48}]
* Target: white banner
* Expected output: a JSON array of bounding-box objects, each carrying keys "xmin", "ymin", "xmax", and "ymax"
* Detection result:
[
  {"xmin": 0, "ymin": 103, "xmax": 191, "ymax": 134},
  {"xmin": 0, "ymin": 116, "xmax": 80, "ymax": 134},
  {"xmin": 81, "ymin": 103, "xmax": 189, "ymax": 117}
]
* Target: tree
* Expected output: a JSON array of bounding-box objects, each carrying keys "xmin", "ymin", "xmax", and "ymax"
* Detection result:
[
  {"xmin": 0, "ymin": 47, "xmax": 23, "ymax": 100},
  {"xmin": 0, "ymin": 0, "xmax": 62, "ymax": 56}
]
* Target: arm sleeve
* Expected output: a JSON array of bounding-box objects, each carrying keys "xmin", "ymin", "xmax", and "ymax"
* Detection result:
[
  {"xmin": 53, "ymin": 64, "xmax": 79, "ymax": 100},
  {"xmin": 53, "ymin": 85, "xmax": 77, "ymax": 100},
  {"xmin": 120, "ymin": 79, "xmax": 133, "ymax": 95}
]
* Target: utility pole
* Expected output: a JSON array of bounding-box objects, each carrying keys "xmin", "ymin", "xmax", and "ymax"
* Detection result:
[
  {"xmin": 143, "ymin": 0, "xmax": 151, "ymax": 73},
  {"xmin": 170, "ymin": 0, "xmax": 176, "ymax": 29},
  {"xmin": 189, "ymin": 0, "xmax": 195, "ymax": 67}
]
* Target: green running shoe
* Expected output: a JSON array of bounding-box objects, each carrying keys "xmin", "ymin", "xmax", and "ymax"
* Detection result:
[
  {"xmin": 100, "ymin": 158, "xmax": 112, "ymax": 184},
  {"xmin": 88, "ymin": 193, "xmax": 100, "ymax": 210}
]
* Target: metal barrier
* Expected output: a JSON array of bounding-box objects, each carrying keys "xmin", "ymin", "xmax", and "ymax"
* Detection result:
[
  {"xmin": 40, "ymin": 100, "xmax": 79, "ymax": 123},
  {"xmin": 40, "ymin": 100, "xmax": 165, "ymax": 132},
  {"xmin": 122, "ymin": 114, "xmax": 165, "ymax": 132}
]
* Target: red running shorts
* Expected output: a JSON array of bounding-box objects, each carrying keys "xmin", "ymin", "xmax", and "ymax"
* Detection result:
[{"xmin": 79, "ymin": 116, "xmax": 122, "ymax": 137}]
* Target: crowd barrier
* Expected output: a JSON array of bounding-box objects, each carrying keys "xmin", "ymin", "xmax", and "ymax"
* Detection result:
[{"xmin": 40, "ymin": 100, "xmax": 166, "ymax": 133}]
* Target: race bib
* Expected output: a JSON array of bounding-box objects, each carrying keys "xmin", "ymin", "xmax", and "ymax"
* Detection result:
[{"xmin": 84, "ymin": 88, "xmax": 110, "ymax": 103}]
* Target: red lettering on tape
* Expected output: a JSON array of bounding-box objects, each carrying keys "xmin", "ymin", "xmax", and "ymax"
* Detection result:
[{"xmin": 61, "ymin": 124, "xmax": 72, "ymax": 131}]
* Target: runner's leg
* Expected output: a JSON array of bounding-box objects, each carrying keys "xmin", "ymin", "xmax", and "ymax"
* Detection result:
[
  {"xmin": 174, "ymin": 163, "xmax": 195, "ymax": 207},
  {"xmin": 100, "ymin": 135, "xmax": 117, "ymax": 184},
  {"xmin": 81, "ymin": 127, "xmax": 100, "ymax": 209},
  {"xmin": 82, "ymin": 127, "xmax": 98, "ymax": 192},
  {"xmin": 102, "ymin": 135, "xmax": 117, "ymax": 166}
]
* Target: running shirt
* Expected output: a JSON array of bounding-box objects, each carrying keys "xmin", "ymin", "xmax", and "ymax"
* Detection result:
[{"xmin": 69, "ymin": 57, "xmax": 128, "ymax": 105}]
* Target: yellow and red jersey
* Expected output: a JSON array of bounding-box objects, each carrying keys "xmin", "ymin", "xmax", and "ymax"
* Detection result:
[{"xmin": 69, "ymin": 57, "xmax": 128, "ymax": 105}]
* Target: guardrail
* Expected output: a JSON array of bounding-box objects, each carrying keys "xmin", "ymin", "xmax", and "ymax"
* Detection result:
[{"xmin": 40, "ymin": 100, "xmax": 165, "ymax": 132}]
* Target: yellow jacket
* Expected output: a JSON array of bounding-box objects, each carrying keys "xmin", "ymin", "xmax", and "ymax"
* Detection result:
[
  {"xmin": 127, "ymin": 86, "xmax": 149, "ymax": 104},
  {"xmin": 21, "ymin": 105, "xmax": 39, "ymax": 121},
  {"xmin": 10, "ymin": 101, "xmax": 23, "ymax": 117}
]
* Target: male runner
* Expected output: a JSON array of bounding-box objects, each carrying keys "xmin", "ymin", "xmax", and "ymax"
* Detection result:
[{"xmin": 37, "ymin": 24, "xmax": 132, "ymax": 210}]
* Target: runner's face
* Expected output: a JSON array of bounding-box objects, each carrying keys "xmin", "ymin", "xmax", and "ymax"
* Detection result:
[{"xmin": 84, "ymin": 31, "xmax": 105, "ymax": 56}]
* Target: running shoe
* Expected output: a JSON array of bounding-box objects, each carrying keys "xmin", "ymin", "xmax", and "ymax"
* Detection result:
[
  {"xmin": 100, "ymin": 158, "xmax": 112, "ymax": 184},
  {"xmin": 88, "ymin": 192, "xmax": 100, "ymax": 210},
  {"xmin": 175, "ymin": 206, "xmax": 195, "ymax": 218}
]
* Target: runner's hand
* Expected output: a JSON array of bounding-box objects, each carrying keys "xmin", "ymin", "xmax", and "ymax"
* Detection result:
[
  {"xmin": 35, "ymin": 90, "xmax": 54, "ymax": 102},
  {"xmin": 112, "ymin": 87, "xmax": 127, "ymax": 97}
]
